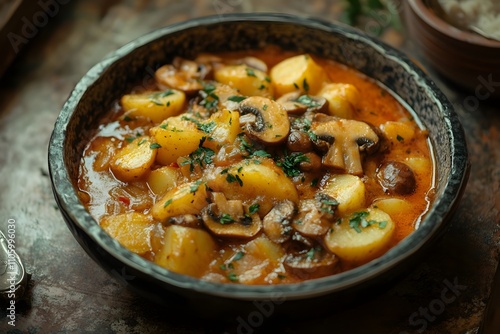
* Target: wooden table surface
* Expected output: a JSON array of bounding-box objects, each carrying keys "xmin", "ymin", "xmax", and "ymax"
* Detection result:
[{"xmin": 0, "ymin": 1, "xmax": 499, "ymax": 333}]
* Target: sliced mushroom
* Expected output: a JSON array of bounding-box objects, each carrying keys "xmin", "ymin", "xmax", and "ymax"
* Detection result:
[
  {"xmin": 312, "ymin": 114, "xmax": 380, "ymax": 175},
  {"xmin": 292, "ymin": 194, "xmax": 338, "ymax": 237},
  {"xmin": 262, "ymin": 200, "xmax": 296, "ymax": 243},
  {"xmin": 230, "ymin": 56, "xmax": 268, "ymax": 72},
  {"xmin": 377, "ymin": 161, "xmax": 416, "ymax": 195},
  {"xmin": 276, "ymin": 92, "xmax": 328, "ymax": 114},
  {"xmin": 155, "ymin": 57, "xmax": 210, "ymax": 95},
  {"xmin": 239, "ymin": 96, "xmax": 290, "ymax": 144},
  {"xmin": 167, "ymin": 214, "xmax": 202, "ymax": 228},
  {"xmin": 201, "ymin": 193, "xmax": 261, "ymax": 238},
  {"xmin": 284, "ymin": 247, "xmax": 339, "ymax": 279}
]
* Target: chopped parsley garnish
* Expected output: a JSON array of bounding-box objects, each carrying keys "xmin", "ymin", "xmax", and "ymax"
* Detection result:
[
  {"xmin": 349, "ymin": 211, "xmax": 387, "ymax": 233},
  {"xmin": 181, "ymin": 116, "xmax": 216, "ymax": 134},
  {"xmin": 190, "ymin": 180, "xmax": 203, "ymax": 193},
  {"xmin": 245, "ymin": 68, "xmax": 256, "ymax": 77},
  {"xmin": 219, "ymin": 213, "xmax": 235, "ymax": 225},
  {"xmin": 248, "ymin": 203, "xmax": 260, "ymax": 215},
  {"xmin": 226, "ymin": 173, "xmax": 243, "ymax": 186},
  {"xmin": 137, "ymin": 139, "xmax": 147, "ymax": 146},
  {"xmin": 293, "ymin": 117, "xmax": 317, "ymax": 141},
  {"xmin": 252, "ymin": 150, "xmax": 271, "ymax": 158},
  {"xmin": 150, "ymin": 143, "xmax": 162, "ymax": 149},
  {"xmin": 295, "ymin": 95, "xmax": 320, "ymax": 108},
  {"xmin": 123, "ymin": 115, "xmax": 133, "ymax": 122},
  {"xmin": 163, "ymin": 199, "xmax": 173, "ymax": 208},
  {"xmin": 311, "ymin": 178, "xmax": 319, "ymax": 187},
  {"xmin": 232, "ymin": 251, "xmax": 245, "ymax": 261},
  {"xmin": 200, "ymin": 82, "xmax": 219, "ymax": 110},
  {"xmin": 277, "ymin": 152, "xmax": 310, "ymax": 177},
  {"xmin": 179, "ymin": 137, "xmax": 215, "ymax": 172},
  {"xmin": 227, "ymin": 95, "xmax": 246, "ymax": 103},
  {"xmin": 148, "ymin": 90, "xmax": 175, "ymax": 106},
  {"xmin": 303, "ymin": 78, "xmax": 310, "ymax": 92},
  {"xmin": 228, "ymin": 273, "xmax": 238, "ymax": 282},
  {"xmin": 396, "ymin": 134, "xmax": 404, "ymax": 142},
  {"xmin": 317, "ymin": 194, "xmax": 339, "ymax": 214}
]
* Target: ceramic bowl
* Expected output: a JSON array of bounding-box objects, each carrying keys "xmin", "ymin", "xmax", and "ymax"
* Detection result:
[
  {"xmin": 404, "ymin": 0, "xmax": 500, "ymax": 98},
  {"xmin": 48, "ymin": 13, "xmax": 469, "ymax": 317}
]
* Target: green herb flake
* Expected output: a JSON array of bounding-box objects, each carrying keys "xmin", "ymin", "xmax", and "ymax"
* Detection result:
[
  {"xmin": 220, "ymin": 213, "xmax": 235, "ymax": 225},
  {"xmin": 227, "ymin": 95, "xmax": 246, "ymax": 103},
  {"xmin": 263, "ymin": 104, "xmax": 268, "ymax": 111},
  {"xmin": 293, "ymin": 82, "xmax": 299, "ymax": 89},
  {"xmin": 303, "ymin": 78, "xmax": 310, "ymax": 92},
  {"xmin": 248, "ymin": 203, "xmax": 260, "ymax": 215},
  {"xmin": 228, "ymin": 273, "xmax": 238, "ymax": 282},
  {"xmin": 137, "ymin": 139, "xmax": 147, "ymax": 146},
  {"xmin": 220, "ymin": 264, "xmax": 227, "ymax": 271},
  {"xmin": 123, "ymin": 115, "xmax": 133, "ymax": 122},
  {"xmin": 190, "ymin": 180, "xmax": 203, "ymax": 193},
  {"xmin": 125, "ymin": 137, "xmax": 135, "ymax": 143},
  {"xmin": 396, "ymin": 134, "xmax": 404, "ymax": 142},
  {"xmin": 379, "ymin": 221, "xmax": 388, "ymax": 229},
  {"xmin": 276, "ymin": 152, "xmax": 310, "ymax": 177},
  {"xmin": 233, "ymin": 251, "xmax": 245, "ymax": 261},
  {"xmin": 278, "ymin": 274, "xmax": 286, "ymax": 280},
  {"xmin": 163, "ymin": 199, "xmax": 173, "ymax": 208},
  {"xmin": 148, "ymin": 90, "xmax": 175, "ymax": 106},
  {"xmin": 245, "ymin": 68, "xmax": 256, "ymax": 77},
  {"xmin": 150, "ymin": 143, "xmax": 162, "ymax": 149},
  {"xmin": 311, "ymin": 178, "xmax": 319, "ymax": 187}
]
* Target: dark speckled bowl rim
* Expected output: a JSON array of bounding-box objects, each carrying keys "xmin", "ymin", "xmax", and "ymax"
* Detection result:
[{"xmin": 49, "ymin": 13, "xmax": 469, "ymax": 301}]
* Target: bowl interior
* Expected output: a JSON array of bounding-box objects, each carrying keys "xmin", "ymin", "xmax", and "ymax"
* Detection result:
[{"xmin": 49, "ymin": 14, "xmax": 468, "ymax": 301}]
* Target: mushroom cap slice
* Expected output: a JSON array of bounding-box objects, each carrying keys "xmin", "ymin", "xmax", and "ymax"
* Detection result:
[
  {"xmin": 262, "ymin": 200, "xmax": 296, "ymax": 243},
  {"xmin": 284, "ymin": 248, "xmax": 339, "ymax": 279},
  {"xmin": 292, "ymin": 194, "xmax": 337, "ymax": 237},
  {"xmin": 276, "ymin": 92, "xmax": 328, "ymax": 115},
  {"xmin": 201, "ymin": 203, "xmax": 262, "ymax": 238},
  {"xmin": 312, "ymin": 114, "xmax": 379, "ymax": 175},
  {"xmin": 239, "ymin": 96, "xmax": 290, "ymax": 144},
  {"xmin": 155, "ymin": 57, "xmax": 210, "ymax": 95}
]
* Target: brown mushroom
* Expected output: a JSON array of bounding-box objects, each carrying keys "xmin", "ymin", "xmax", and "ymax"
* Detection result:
[
  {"xmin": 377, "ymin": 161, "xmax": 416, "ymax": 195},
  {"xmin": 239, "ymin": 96, "xmax": 290, "ymax": 144},
  {"xmin": 286, "ymin": 130, "xmax": 313, "ymax": 152},
  {"xmin": 201, "ymin": 193, "xmax": 261, "ymax": 238},
  {"xmin": 155, "ymin": 57, "xmax": 211, "ymax": 95},
  {"xmin": 292, "ymin": 194, "xmax": 338, "ymax": 237},
  {"xmin": 298, "ymin": 152, "xmax": 322, "ymax": 172},
  {"xmin": 284, "ymin": 247, "xmax": 339, "ymax": 279},
  {"xmin": 276, "ymin": 92, "xmax": 328, "ymax": 114},
  {"xmin": 262, "ymin": 200, "xmax": 296, "ymax": 243},
  {"xmin": 311, "ymin": 114, "xmax": 380, "ymax": 175}
]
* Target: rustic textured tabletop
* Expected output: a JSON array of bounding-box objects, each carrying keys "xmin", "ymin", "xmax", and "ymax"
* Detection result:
[{"xmin": 0, "ymin": 1, "xmax": 499, "ymax": 333}]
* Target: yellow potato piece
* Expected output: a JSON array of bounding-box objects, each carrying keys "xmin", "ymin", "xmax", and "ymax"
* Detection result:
[
  {"xmin": 270, "ymin": 54, "xmax": 327, "ymax": 97},
  {"xmin": 214, "ymin": 64, "xmax": 273, "ymax": 98},
  {"xmin": 206, "ymin": 159, "xmax": 299, "ymax": 215},
  {"xmin": 319, "ymin": 83, "xmax": 360, "ymax": 119},
  {"xmin": 324, "ymin": 207, "xmax": 395, "ymax": 264},
  {"xmin": 155, "ymin": 225, "xmax": 216, "ymax": 277},
  {"xmin": 203, "ymin": 109, "xmax": 241, "ymax": 151},
  {"xmin": 404, "ymin": 156, "xmax": 432, "ymax": 177},
  {"xmin": 151, "ymin": 181, "xmax": 209, "ymax": 222},
  {"xmin": 380, "ymin": 121, "xmax": 416, "ymax": 144},
  {"xmin": 100, "ymin": 212, "xmax": 154, "ymax": 254},
  {"xmin": 110, "ymin": 136, "xmax": 157, "ymax": 182},
  {"xmin": 121, "ymin": 89, "xmax": 186, "ymax": 123},
  {"xmin": 322, "ymin": 174, "xmax": 366, "ymax": 215},
  {"xmin": 147, "ymin": 166, "xmax": 182, "ymax": 195},
  {"xmin": 149, "ymin": 116, "xmax": 205, "ymax": 165}
]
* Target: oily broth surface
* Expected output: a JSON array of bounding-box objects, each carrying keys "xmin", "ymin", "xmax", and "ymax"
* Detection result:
[{"xmin": 78, "ymin": 47, "xmax": 435, "ymax": 284}]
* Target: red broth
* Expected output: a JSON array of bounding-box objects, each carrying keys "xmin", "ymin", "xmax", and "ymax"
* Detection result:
[{"xmin": 78, "ymin": 47, "xmax": 435, "ymax": 284}]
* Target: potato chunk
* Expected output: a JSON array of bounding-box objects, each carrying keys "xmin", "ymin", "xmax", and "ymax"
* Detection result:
[
  {"xmin": 155, "ymin": 225, "xmax": 216, "ymax": 276},
  {"xmin": 324, "ymin": 207, "xmax": 395, "ymax": 263},
  {"xmin": 202, "ymin": 109, "xmax": 241, "ymax": 151},
  {"xmin": 149, "ymin": 116, "xmax": 205, "ymax": 165},
  {"xmin": 318, "ymin": 83, "xmax": 360, "ymax": 119},
  {"xmin": 147, "ymin": 166, "xmax": 182, "ymax": 196},
  {"xmin": 151, "ymin": 181, "xmax": 209, "ymax": 222},
  {"xmin": 214, "ymin": 64, "xmax": 273, "ymax": 98},
  {"xmin": 270, "ymin": 54, "xmax": 327, "ymax": 97},
  {"xmin": 100, "ymin": 212, "xmax": 154, "ymax": 254},
  {"xmin": 206, "ymin": 159, "xmax": 299, "ymax": 215},
  {"xmin": 380, "ymin": 121, "xmax": 416, "ymax": 144},
  {"xmin": 110, "ymin": 136, "xmax": 157, "ymax": 182},
  {"xmin": 121, "ymin": 89, "xmax": 186, "ymax": 123},
  {"xmin": 322, "ymin": 174, "xmax": 366, "ymax": 215}
]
